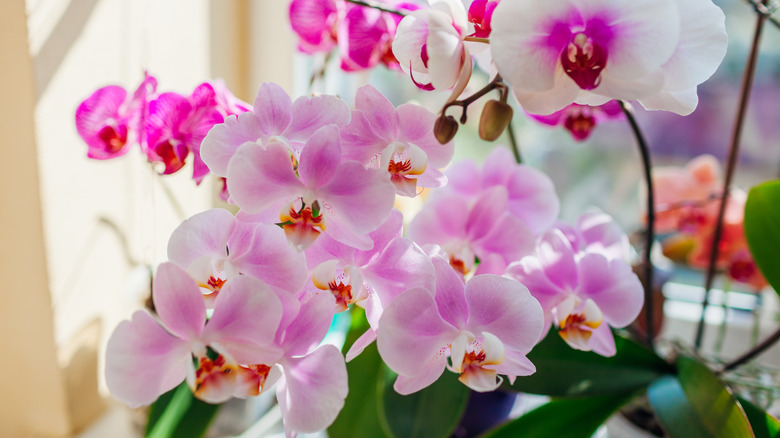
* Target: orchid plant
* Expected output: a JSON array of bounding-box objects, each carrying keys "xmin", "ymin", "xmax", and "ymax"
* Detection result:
[{"xmin": 76, "ymin": 0, "xmax": 780, "ymax": 437}]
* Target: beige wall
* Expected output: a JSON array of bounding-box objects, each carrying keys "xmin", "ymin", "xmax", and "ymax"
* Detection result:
[{"xmin": 2, "ymin": 0, "xmax": 293, "ymax": 436}]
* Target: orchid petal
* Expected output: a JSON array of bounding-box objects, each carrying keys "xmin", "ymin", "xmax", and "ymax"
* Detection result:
[
  {"xmin": 153, "ymin": 263, "xmax": 206, "ymax": 340},
  {"xmin": 167, "ymin": 209, "xmax": 234, "ymax": 268},
  {"xmin": 576, "ymin": 253, "xmax": 643, "ymax": 328}
]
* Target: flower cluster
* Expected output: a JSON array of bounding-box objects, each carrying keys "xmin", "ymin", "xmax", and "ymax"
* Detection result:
[
  {"xmin": 75, "ymin": 72, "xmax": 249, "ymax": 196},
  {"xmin": 104, "ymin": 81, "xmax": 644, "ymax": 435},
  {"xmin": 653, "ymin": 155, "xmax": 767, "ymax": 289}
]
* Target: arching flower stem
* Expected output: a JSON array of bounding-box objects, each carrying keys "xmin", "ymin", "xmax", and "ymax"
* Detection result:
[
  {"xmin": 695, "ymin": 0, "xmax": 769, "ymax": 350},
  {"xmin": 442, "ymin": 76, "xmax": 508, "ymax": 124},
  {"xmin": 343, "ymin": 0, "xmax": 406, "ymax": 16},
  {"xmin": 619, "ymin": 100, "xmax": 655, "ymax": 348}
]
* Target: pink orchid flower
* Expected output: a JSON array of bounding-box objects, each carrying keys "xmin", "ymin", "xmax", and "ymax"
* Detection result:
[
  {"xmin": 146, "ymin": 83, "xmax": 226, "ymax": 183},
  {"xmin": 226, "ymin": 125, "xmax": 396, "ymax": 251},
  {"xmin": 392, "ymin": 0, "xmax": 470, "ymax": 90},
  {"xmin": 490, "ymin": 0, "xmax": 727, "ymax": 115},
  {"xmin": 505, "ymin": 227, "xmax": 644, "ymax": 356},
  {"xmin": 377, "ymin": 256, "xmax": 544, "ymax": 394},
  {"xmin": 467, "ymin": 0, "xmax": 499, "ymax": 38},
  {"xmin": 445, "ymin": 147, "xmax": 560, "ymax": 235},
  {"xmin": 201, "ymin": 82, "xmax": 351, "ymax": 178},
  {"xmin": 303, "ymin": 210, "xmax": 436, "ymax": 359},
  {"xmin": 528, "ymin": 100, "xmax": 623, "ymax": 141},
  {"xmin": 340, "ymin": 84, "xmax": 454, "ymax": 196},
  {"xmin": 289, "ymin": 0, "xmax": 341, "ymax": 54},
  {"xmin": 167, "ymin": 209, "xmax": 309, "ymax": 305},
  {"xmin": 105, "ymin": 263, "xmax": 285, "ymax": 406},
  {"xmin": 408, "ymin": 185, "xmax": 537, "ymax": 276},
  {"xmin": 75, "ymin": 72, "xmax": 157, "ymax": 159},
  {"xmin": 555, "ymin": 209, "xmax": 631, "ymax": 262}
]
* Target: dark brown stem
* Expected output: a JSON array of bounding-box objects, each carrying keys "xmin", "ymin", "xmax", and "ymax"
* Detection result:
[
  {"xmin": 721, "ymin": 325, "xmax": 780, "ymax": 372},
  {"xmin": 619, "ymin": 100, "xmax": 655, "ymax": 348},
  {"xmin": 694, "ymin": 1, "xmax": 768, "ymax": 350},
  {"xmin": 343, "ymin": 0, "xmax": 406, "ymax": 16},
  {"xmin": 507, "ymin": 121, "xmax": 522, "ymax": 164},
  {"xmin": 442, "ymin": 77, "xmax": 507, "ymax": 124}
]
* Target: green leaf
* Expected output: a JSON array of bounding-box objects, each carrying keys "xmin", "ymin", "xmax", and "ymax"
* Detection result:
[
  {"xmin": 505, "ymin": 330, "xmax": 672, "ymax": 396},
  {"xmin": 738, "ymin": 397, "xmax": 780, "ymax": 438},
  {"xmin": 379, "ymin": 369, "xmax": 470, "ymax": 438},
  {"xmin": 481, "ymin": 392, "xmax": 636, "ymax": 438},
  {"xmin": 745, "ymin": 180, "xmax": 780, "ymax": 295},
  {"xmin": 145, "ymin": 383, "xmax": 220, "ymax": 438},
  {"xmin": 676, "ymin": 355, "xmax": 754, "ymax": 437},
  {"xmin": 329, "ymin": 308, "xmax": 390, "ymax": 438},
  {"xmin": 648, "ymin": 376, "xmax": 713, "ymax": 438}
]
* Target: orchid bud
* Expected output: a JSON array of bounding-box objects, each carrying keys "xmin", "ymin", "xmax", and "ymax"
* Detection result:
[
  {"xmin": 479, "ymin": 100, "xmax": 514, "ymax": 142},
  {"xmin": 434, "ymin": 114, "xmax": 459, "ymax": 144}
]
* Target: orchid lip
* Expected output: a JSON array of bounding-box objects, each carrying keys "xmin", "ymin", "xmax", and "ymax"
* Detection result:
[{"xmin": 561, "ymin": 32, "xmax": 607, "ymax": 91}]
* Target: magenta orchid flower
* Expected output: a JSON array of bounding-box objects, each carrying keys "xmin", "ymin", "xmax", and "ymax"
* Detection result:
[
  {"xmin": 289, "ymin": 0, "xmax": 341, "ymax": 54},
  {"xmin": 529, "ymin": 100, "xmax": 623, "ymax": 141},
  {"xmin": 490, "ymin": 0, "xmax": 727, "ymax": 115},
  {"xmin": 105, "ymin": 263, "xmax": 285, "ymax": 406},
  {"xmin": 340, "ymin": 84, "xmax": 454, "ymax": 196},
  {"xmin": 226, "ymin": 125, "xmax": 396, "ymax": 251},
  {"xmin": 505, "ymin": 227, "xmax": 643, "ymax": 357},
  {"xmin": 201, "ymin": 82, "xmax": 351, "ymax": 178},
  {"xmin": 392, "ymin": 0, "xmax": 470, "ymax": 90},
  {"xmin": 445, "ymin": 147, "xmax": 560, "ymax": 235},
  {"xmin": 146, "ymin": 83, "xmax": 225, "ymax": 182},
  {"xmin": 377, "ymin": 257, "xmax": 544, "ymax": 394},
  {"xmin": 75, "ymin": 72, "xmax": 157, "ymax": 159},
  {"xmin": 167, "ymin": 209, "xmax": 308, "ymax": 305},
  {"xmin": 468, "ymin": 0, "xmax": 499, "ymax": 38}
]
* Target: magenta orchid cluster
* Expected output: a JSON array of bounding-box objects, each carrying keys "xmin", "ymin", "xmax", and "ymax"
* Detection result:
[
  {"xmin": 75, "ymin": 72, "xmax": 250, "ymax": 197},
  {"xmin": 104, "ymin": 79, "xmax": 645, "ymax": 435}
]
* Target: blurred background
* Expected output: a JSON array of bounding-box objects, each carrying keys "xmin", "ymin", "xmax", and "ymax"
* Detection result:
[{"xmin": 2, "ymin": 0, "xmax": 779, "ymax": 436}]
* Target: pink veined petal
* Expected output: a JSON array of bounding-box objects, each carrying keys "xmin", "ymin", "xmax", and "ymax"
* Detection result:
[
  {"xmin": 289, "ymin": 0, "xmax": 339, "ymax": 50},
  {"xmin": 105, "ymin": 311, "xmax": 192, "ymax": 407},
  {"xmin": 355, "ymin": 84, "xmax": 400, "ymax": 142},
  {"xmin": 285, "ymin": 94, "xmax": 352, "ymax": 143},
  {"xmin": 361, "ymin": 237, "xmax": 436, "ymax": 305},
  {"xmin": 393, "ymin": 358, "xmax": 448, "ymax": 395},
  {"xmin": 254, "ymin": 83, "xmax": 293, "ymax": 137},
  {"xmin": 202, "ymin": 276, "xmax": 285, "ymax": 365},
  {"xmin": 576, "ymin": 253, "xmax": 643, "ymax": 328},
  {"xmin": 340, "ymin": 110, "xmax": 392, "ymax": 163},
  {"xmin": 377, "ymin": 288, "xmax": 460, "ymax": 378},
  {"xmin": 201, "ymin": 112, "xmax": 266, "ymax": 177},
  {"xmin": 277, "ymin": 345, "xmax": 348, "ymax": 434},
  {"xmin": 495, "ymin": 348, "xmax": 537, "ymax": 383},
  {"xmin": 445, "ymin": 161, "xmax": 482, "ymax": 198},
  {"xmin": 339, "ymin": 6, "xmax": 388, "ymax": 71},
  {"xmin": 396, "ymin": 103, "xmax": 453, "ymax": 168},
  {"xmin": 353, "ymin": 208, "xmax": 405, "ymax": 267},
  {"xmin": 537, "ymin": 229, "xmax": 579, "ymax": 292},
  {"xmin": 472, "ymin": 213, "xmax": 536, "ymax": 265},
  {"xmin": 490, "ymin": 0, "xmax": 574, "ymax": 93},
  {"xmin": 318, "ymin": 161, "xmax": 396, "ymax": 234},
  {"xmin": 167, "ymin": 209, "xmax": 235, "ymax": 268},
  {"xmin": 226, "ymin": 142, "xmax": 305, "ymax": 214},
  {"xmin": 323, "ymin": 217, "xmax": 375, "ymax": 251},
  {"xmin": 297, "ymin": 125, "xmax": 342, "ymax": 189},
  {"xmin": 75, "ymin": 85, "xmax": 131, "ymax": 159},
  {"xmin": 465, "ymin": 275, "xmax": 544, "ymax": 354},
  {"xmin": 153, "ymin": 263, "xmax": 207, "ymax": 340},
  {"xmin": 588, "ymin": 322, "xmax": 617, "ymax": 357},
  {"xmin": 280, "ymin": 292, "xmax": 336, "ymax": 357},
  {"xmin": 432, "ymin": 256, "xmax": 469, "ymax": 329},
  {"xmin": 408, "ymin": 194, "xmax": 470, "ymax": 246},
  {"xmin": 465, "ymin": 186, "xmax": 509, "ymax": 241},
  {"xmin": 146, "ymin": 92, "xmax": 190, "ymax": 153},
  {"xmin": 505, "ymin": 257, "xmax": 566, "ymax": 316},
  {"xmin": 229, "ymin": 222, "xmax": 308, "ymax": 293},
  {"xmin": 576, "ymin": 210, "xmax": 630, "ymax": 261}
]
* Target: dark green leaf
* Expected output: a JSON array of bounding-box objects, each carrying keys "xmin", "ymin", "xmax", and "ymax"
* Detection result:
[
  {"xmin": 506, "ymin": 330, "xmax": 672, "ymax": 396},
  {"xmin": 745, "ymin": 180, "xmax": 780, "ymax": 295},
  {"xmin": 481, "ymin": 393, "xmax": 635, "ymax": 438},
  {"xmin": 648, "ymin": 376, "xmax": 713, "ymax": 438},
  {"xmin": 145, "ymin": 382, "xmax": 220, "ymax": 438},
  {"xmin": 379, "ymin": 369, "xmax": 470, "ymax": 438},
  {"xmin": 677, "ymin": 355, "xmax": 754, "ymax": 437},
  {"xmin": 738, "ymin": 397, "xmax": 780, "ymax": 438}
]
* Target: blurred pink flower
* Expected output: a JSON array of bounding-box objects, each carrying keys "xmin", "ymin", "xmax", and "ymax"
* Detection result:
[{"xmin": 528, "ymin": 100, "xmax": 623, "ymax": 141}]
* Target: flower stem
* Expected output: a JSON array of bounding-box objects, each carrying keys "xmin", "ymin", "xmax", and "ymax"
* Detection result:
[
  {"xmin": 343, "ymin": 0, "xmax": 406, "ymax": 16},
  {"xmin": 507, "ymin": 121, "xmax": 522, "ymax": 164},
  {"xmin": 694, "ymin": 1, "xmax": 769, "ymax": 350},
  {"xmin": 619, "ymin": 100, "xmax": 655, "ymax": 348},
  {"xmin": 464, "ymin": 36, "xmax": 490, "ymax": 44},
  {"xmin": 721, "ymin": 325, "xmax": 780, "ymax": 372}
]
